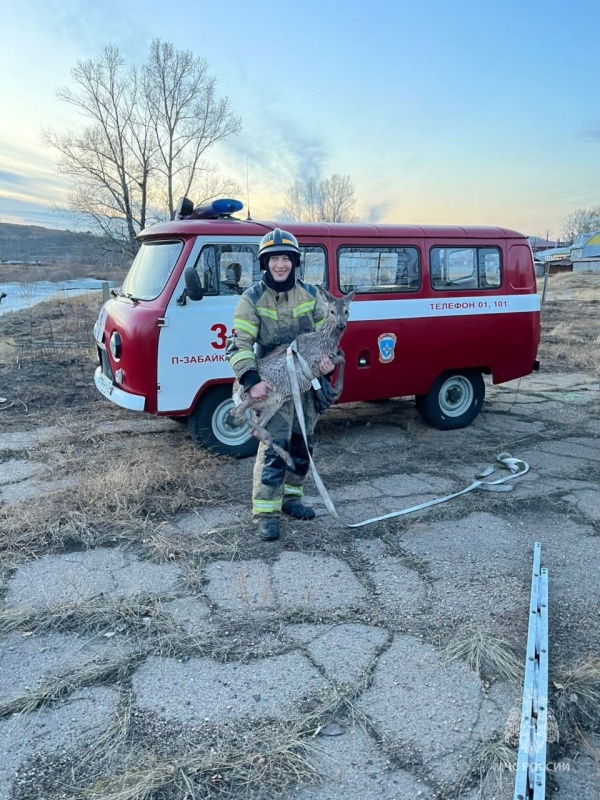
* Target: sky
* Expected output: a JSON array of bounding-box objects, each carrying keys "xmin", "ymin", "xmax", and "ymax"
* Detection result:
[{"xmin": 0, "ymin": 0, "xmax": 599, "ymax": 240}]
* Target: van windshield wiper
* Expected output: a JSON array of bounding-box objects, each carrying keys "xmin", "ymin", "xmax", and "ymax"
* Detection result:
[{"xmin": 112, "ymin": 289, "xmax": 140, "ymax": 303}]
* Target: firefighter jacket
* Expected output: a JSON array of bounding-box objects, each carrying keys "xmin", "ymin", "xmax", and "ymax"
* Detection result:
[{"xmin": 226, "ymin": 279, "xmax": 328, "ymax": 381}]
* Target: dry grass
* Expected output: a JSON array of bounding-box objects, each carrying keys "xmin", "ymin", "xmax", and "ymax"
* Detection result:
[
  {"xmin": 0, "ymin": 653, "xmax": 141, "ymax": 718},
  {"xmin": 1, "ymin": 292, "xmax": 101, "ymax": 367},
  {"xmin": 0, "ymin": 594, "xmax": 174, "ymax": 639},
  {"xmin": 80, "ymin": 689, "xmax": 134, "ymax": 768},
  {"xmin": 538, "ymin": 273, "xmax": 600, "ymax": 374},
  {"xmin": 0, "ymin": 443, "xmax": 224, "ymax": 567},
  {"xmin": 541, "ymin": 271, "xmax": 600, "ymax": 303},
  {"xmin": 459, "ymin": 739, "xmax": 516, "ymax": 798},
  {"xmin": 82, "ymin": 685, "xmax": 369, "ymax": 800},
  {"xmin": 552, "ymin": 657, "xmax": 600, "ymax": 736},
  {"xmin": 85, "ymin": 727, "xmax": 319, "ymax": 800},
  {"xmin": 444, "ymin": 627, "xmax": 523, "ymax": 684}
]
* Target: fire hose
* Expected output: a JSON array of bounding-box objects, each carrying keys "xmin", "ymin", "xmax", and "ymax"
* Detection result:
[{"xmin": 286, "ymin": 342, "xmax": 530, "ymax": 528}]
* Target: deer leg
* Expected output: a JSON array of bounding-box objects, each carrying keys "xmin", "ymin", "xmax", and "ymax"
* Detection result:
[
  {"xmin": 329, "ymin": 351, "xmax": 346, "ymax": 402},
  {"xmin": 245, "ymin": 407, "xmax": 295, "ymax": 469}
]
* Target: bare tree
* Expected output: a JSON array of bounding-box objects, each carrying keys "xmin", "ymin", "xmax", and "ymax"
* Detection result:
[
  {"xmin": 283, "ymin": 174, "xmax": 358, "ymax": 223},
  {"xmin": 44, "ymin": 41, "xmax": 241, "ymax": 256},
  {"xmin": 143, "ymin": 40, "xmax": 241, "ymax": 220},
  {"xmin": 561, "ymin": 205, "xmax": 600, "ymax": 244}
]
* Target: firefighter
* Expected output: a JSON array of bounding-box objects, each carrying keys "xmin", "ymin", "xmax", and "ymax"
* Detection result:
[{"xmin": 226, "ymin": 228, "xmax": 335, "ymax": 541}]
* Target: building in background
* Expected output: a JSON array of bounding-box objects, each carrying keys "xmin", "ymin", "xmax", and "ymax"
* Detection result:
[{"xmin": 533, "ymin": 231, "xmax": 600, "ymax": 274}]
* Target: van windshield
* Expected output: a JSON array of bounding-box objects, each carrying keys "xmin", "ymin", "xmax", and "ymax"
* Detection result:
[{"xmin": 121, "ymin": 240, "xmax": 183, "ymax": 300}]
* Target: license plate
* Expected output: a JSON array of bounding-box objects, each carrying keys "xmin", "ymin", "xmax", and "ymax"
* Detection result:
[{"xmin": 97, "ymin": 371, "xmax": 113, "ymax": 397}]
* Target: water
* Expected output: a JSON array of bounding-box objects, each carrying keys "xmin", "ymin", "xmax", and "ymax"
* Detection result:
[{"xmin": 0, "ymin": 279, "xmax": 116, "ymax": 317}]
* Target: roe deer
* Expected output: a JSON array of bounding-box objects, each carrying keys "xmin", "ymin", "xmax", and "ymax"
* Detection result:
[{"xmin": 229, "ymin": 289, "xmax": 355, "ymax": 466}]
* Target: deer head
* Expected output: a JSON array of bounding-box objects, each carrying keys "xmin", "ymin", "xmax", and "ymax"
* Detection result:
[{"xmin": 320, "ymin": 288, "xmax": 356, "ymax": 332}]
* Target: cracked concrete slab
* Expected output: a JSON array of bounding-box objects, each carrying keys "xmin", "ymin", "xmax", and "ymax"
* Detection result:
[
  {"xmin": 271, "ymin": 552, "xmax": 368, "ymax": 613},
  {"xmin": 518, "ymin": 448, "xmax": 597, "ymax": 479},
  {"xmin": 0, "ymin": 459, "xmax": 45, "ymax": 485},
  {"xmin": 204, "ymin": 560, "xmax": 274, "ymax": 613},
  {"xmin": 369, "ymin": 557, "xmax": 428, "ymax": 618},
  {"xmin": 296, "ymin": 727, "xmax": 434, "ymax": 800},
  {"xmin": 368, "ymin": 473, "xmax": 456, "ymax": 498},
  {"xmin": 161, "ymin": 596, "xmax": 213, "ymax": 636},
  {"xmin": 312, "ymin": 495, "xmax": 444, "ymax": 527},
  {"xmin": 302, "ymin": 623, "xmax": 388, "ymax": 686},
  {"xmin": 0, "ymin": 427, "xmax": 65, "ymax": 453},
  {"xmin": 397, "ymin": 513, "xmax": 530, "ymax": 624},
  {"xmin": 398, "ymin": 512, "xmax": 529, "ymax": 577},
  {"xmin": 1, "ymin": 475, "xmax": 77, "ymax": 504},
  {"xmin": 171, "ymin": 505, "xmax": 252, "ymax": 536},
  {"xmin": 284, "ymin": 623, "xmax": 329, "ymax": 645},
  {"xmin": 132, "ymin": 652, "xmax": 327, "ymax": 724},
  {"xmin": 493, "ymin": 399, "xmax": 593, "ymax": 423},
  {"xmin": 537, "ymin": 438, "xmax": 600, "ymax": 462},
  {"xmin": 476, "ymin": 415, "xmax": 547, "ymax": 435},
  {"xmin": 0, "ymin": 632, "xmax": 130, "ymax": 707},
  {"xmin": 500, "ymin": 372, "xmax": 598, "ymax": 392},
  {"xmin": 357, "ymin": 635, "xmax": 509, "ymax": 787},
  {"xmin": 1, "ymin": 686, "xmax": 119, "ymax": 800},
  {"xmin": 552, "ymin": 735, "xmax": 600, "ymax": 800},
  {"xmin": 4, "ymin": 548, "xmax": 181, "ymax": 609},
  {"xmin": 562, "ymin": 489, "xmax": 600, "ymax": 521}
]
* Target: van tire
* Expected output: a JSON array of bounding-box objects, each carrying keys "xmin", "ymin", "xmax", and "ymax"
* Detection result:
[
  {"xmin": 187, "ymin": 384, "xmax": 258, "ymax": 459},
  {"xmin": 415, "ymin": 370, "xmax": 485, "ymax": 430}
]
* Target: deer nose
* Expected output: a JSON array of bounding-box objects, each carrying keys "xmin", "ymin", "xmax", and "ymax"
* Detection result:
[{"xmin": 337, "ymin": 322, "xmax": 346, "ymax": 331}]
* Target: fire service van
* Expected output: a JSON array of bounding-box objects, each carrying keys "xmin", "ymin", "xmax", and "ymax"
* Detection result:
[{"xmin": 93, "ymin": 198, "xmax": 540, "ymax": 458}]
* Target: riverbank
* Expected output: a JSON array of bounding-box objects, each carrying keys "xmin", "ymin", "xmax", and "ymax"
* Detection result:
[{"xmin": 0, "ymin": 279, "xmax": 118, "ymax": 317}]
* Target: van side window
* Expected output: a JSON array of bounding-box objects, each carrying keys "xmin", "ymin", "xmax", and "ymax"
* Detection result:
[
  {"xmin": 300, "ymin": 246, "xmax": 327, "ymax": 287},
  {"xmin": 338, "ymin": 247, "xmax": 420, "ymax": 293},
  {"xmin": 430, "ymin": 247, "xmax": 501, "ymax": 290},
  {"xmin": 193, "ymin": 244, "xmax": 258, "ymax": 295}
]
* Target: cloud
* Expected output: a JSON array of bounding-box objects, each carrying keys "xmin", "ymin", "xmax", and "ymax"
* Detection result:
[
  {"xmin": 223, "ymin": 125, "xmax": 329, "ymax": 220},
  {"xmin": 580, "ymin": 125, "xmax": 600, "ymax": 141},
  {"xmin": 0, "ymin": 171, "xmax": 29, "ymax": 187},
  {"xmin": 0, "ymin": 195, "xmax": 79, "ymax": 229},
  {"xmin": 0, "ymin": 141, "xmax": 69, "ymax": 204}
]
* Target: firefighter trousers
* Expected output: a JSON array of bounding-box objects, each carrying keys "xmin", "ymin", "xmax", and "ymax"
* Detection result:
[{"xmin": 252, "ymin": 394, "xmax": 317, "ymax": 519}]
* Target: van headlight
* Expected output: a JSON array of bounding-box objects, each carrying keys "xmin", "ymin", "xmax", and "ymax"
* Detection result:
[{"xmin": 109, "ymin": 331, "xmax": 122, "ymax": 360}]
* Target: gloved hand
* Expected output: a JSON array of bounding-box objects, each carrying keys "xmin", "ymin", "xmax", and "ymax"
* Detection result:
[{"xmin": 313, "ymin": 375, "xmax": 337, "ymax": 414}]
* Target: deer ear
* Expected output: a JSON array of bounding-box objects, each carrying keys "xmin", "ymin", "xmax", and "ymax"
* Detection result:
[
  {"xmin": 344, "ymin": 289, "xmax": 356, "ymax": 303},
  {"xmin": 320, "ymin": 287, "xmax": 336, "ymax": 303}
]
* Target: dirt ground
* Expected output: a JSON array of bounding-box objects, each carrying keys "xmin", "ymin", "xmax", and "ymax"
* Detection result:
[{"xmin": 0, "ymin": 273, "xmax": 599, "ymax": 800}]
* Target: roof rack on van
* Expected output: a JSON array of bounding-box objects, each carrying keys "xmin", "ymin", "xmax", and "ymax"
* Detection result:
[{"xmin": 175, "ymin": 196, "xmax": 243, "ymax": 221}]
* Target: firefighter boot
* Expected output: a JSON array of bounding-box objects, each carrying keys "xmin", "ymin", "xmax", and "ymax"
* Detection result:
[
  {"xmin": 282, "ymin": 499, "xmax": 316, "ymax": 520},
  {"xmin": 257, "ymin": 516, "xmax": 281, "ymax": 541}
]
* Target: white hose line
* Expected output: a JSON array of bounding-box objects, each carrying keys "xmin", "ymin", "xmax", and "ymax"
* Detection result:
[{"xmin": 286, "ymin": 345, "xmax": 529, "ymax": 529}]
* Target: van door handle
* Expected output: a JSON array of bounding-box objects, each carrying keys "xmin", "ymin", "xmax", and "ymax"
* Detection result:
[{"xmin": 158, "ymin": 317, "xmax": 170, "ymax": 327}]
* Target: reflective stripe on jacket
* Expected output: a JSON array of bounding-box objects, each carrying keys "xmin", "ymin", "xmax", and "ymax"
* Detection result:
[{"xmin": 226, "ymin": 279, "xmax": 327, "ymax": 379}]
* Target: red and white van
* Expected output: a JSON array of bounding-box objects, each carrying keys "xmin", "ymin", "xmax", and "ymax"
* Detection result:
[{"xmin": 93, "ymin": 199, "xmax": 540, "ymax": 458}]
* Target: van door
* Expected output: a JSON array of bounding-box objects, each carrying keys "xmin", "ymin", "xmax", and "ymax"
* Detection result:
[
  {"xmin": 156, "ymin": 237, "xmax": 260, "ymax": 413},
  {"xmin": 334, "ymin": 241, "xmax": 430, "ymax": 401}
]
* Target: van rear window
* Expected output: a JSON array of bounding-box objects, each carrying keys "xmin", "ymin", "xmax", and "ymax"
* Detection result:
[
  {"xmin": 430, "ymin": 247, "xmax": 501, "ymax": 290},
  {"xmin": 338, "ymin": 247, "xmax": 420, "ymax": 293},
  {"xmin": 121, "ymin": 240, "xmax": 183, "ymax": 300}
]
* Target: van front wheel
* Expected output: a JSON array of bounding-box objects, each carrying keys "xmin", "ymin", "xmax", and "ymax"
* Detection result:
[
  {"xmin": 415, "ymin": 370, "xmax": 485, "ymax": 430},
  {"xmin": 187, "ymin": 385, "xmax": 258, "ymax": 459}
]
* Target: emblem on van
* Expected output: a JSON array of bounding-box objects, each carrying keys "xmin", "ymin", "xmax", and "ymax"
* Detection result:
[{"xmin": 378, "ymin": 332, "xmax": 397, "ymax": 363}]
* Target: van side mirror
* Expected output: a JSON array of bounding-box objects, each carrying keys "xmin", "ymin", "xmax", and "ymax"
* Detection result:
[{"xmin": 184, "ymin": 267, "xmax": 204, "ymax": 302}]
